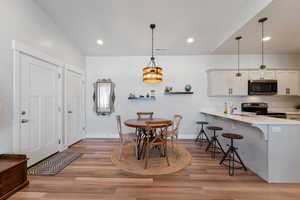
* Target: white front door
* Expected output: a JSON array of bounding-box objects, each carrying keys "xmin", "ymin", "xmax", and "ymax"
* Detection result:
[
  {"xmin": 66, "ymin": 70, "xmax": 82, "ymax": 146},
  {"xmin": 19, "ymin": 54, "xmax": 61, "ymax": 166}
]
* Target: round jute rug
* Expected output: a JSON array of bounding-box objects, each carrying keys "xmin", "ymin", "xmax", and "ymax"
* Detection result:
[{"xmin": 111, "ymin": 143, "xmax": 192, "ymax": 175}]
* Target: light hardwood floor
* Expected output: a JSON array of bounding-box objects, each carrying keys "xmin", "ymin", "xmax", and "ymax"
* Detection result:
[{"xmin": 11, "ymin": 139, "xmax": 300, "ymax": 200}]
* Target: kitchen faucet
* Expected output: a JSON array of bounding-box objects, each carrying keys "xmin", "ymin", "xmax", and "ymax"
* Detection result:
[{"xmin": 230, "ymin": 105, "xmax": 238, "ymax": 114}]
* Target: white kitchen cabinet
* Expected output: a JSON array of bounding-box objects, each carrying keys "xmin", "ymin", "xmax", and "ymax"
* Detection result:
[
  {"xmin": 276, "ymin": 71, "xmax": 299, "ymax": 96},
  {"xmin": 286, "ymin": 114, "xmax": 300, "ymax": 121},
  {"xmin": 248, "ymin": 70, "xmax": 275, "ymax": 80},
  {"xmin": 232, "ymin": 71, "xmax": 249, "ymax": 96},
  {"xmin": 207, "ymin": 71, "xmax": 248, "ymax": 96}
]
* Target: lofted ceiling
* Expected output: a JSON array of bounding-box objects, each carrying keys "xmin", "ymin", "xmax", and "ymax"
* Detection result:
[
  {"xmin": 214, "ymin": 0, "xmax": 300, "ymax": 55},
  {"xmin": 35, "ymin": 0, "xmax": 272, "ymax": 56}
]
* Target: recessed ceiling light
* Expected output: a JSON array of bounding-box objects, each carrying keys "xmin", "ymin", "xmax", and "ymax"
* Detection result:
[
  {"xmin": 186, "ymin": 37, "xmax": 195, "ymax": 44},
  {"xmin": 97, "ymin": 39, "xmax": 104, "ymax": 46},
  {"xmin": 262, "ymin": 36, "xmax": 271, "ymax": 41}
]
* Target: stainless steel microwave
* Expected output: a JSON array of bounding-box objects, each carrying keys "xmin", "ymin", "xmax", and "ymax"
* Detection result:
[{"xmin": 248, "ymin": 80, "xmax": 278, "ymax": 95}]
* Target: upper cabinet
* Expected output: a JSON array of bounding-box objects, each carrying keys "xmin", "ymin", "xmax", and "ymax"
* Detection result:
[
  {"xmin": 231, "ymin": 71, "xmax": 249, "ymax": 96},
  {"xmin": 207, "ymin": 69, "xmax": 300, "ymax": 97},
  {"xmin": 249, "ymin": 71, "xmax": 276, "ymax": 80},
  {"xmin": 207, "ymin": 71, "xmax": 248, "ymax": 96},
  {"xmin": 276, "ymin": 71, "xmax": 299, "ymax": 96}
]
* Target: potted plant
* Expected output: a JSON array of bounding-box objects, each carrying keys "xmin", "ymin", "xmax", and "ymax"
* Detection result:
[{"xmin": 295, "ymin": 104, "xmax": 300, "ymax": 112}]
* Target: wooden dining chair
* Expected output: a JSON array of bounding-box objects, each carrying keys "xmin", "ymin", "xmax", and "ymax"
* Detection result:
[
  {"xmin": 137, "ymin": 112, "xmax": 154, "ymax": 120},
  {"xmin": 116, "ymin": 115, "xmax": 137, "ymax": 160},
  {"xmin": 167, "ymin": 114, "xmax": 183, "ymax": 154},
  {"xmin": 143, "ymin": 120, "xmax": 172, "ymax": 169}
]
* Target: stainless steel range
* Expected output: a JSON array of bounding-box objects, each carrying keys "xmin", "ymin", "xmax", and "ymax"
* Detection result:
[{"xmin": 241, "ymin": 103, "xmax": 287, "ymax": 119}]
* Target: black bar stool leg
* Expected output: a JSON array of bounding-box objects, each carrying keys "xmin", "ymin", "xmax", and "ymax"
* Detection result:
[
  {"xmin": 212, "ymin": 136, "xmax": 216, "ymax": 158},
  {"xmin": 195, "ymin": 124, "xmax": 210, "ymax": 146},
  {"xmin": 220, "ymin": 148, "xmax": 230, "ymax": 165},
  {"xmin": 206, "ymin": 130, "xmax": 224, "ymax": 158},
  {"xmin": 195, "ymin": 124, "xmax": 203, "ymax": 142},
  {"xmin": 220, "ymin": 136, "xmax": 247, "ymax": 176},
  {"xmin": 215, "ymin": 137, "xmax": 225, "ymax": 155},
  {"xmin": 205, "ymin": 138, "xmax": 212, "ymax": 152},
  {"xmin": 233, "ymin": 148, "xmax": 247, "ymax": 171}
]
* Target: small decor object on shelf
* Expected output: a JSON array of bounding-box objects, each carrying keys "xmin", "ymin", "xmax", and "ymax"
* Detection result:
[
  {"xmin": 150, "ymin": 90, "xmax": 156, "ymax": 98},
  {"xmin": 128, "ymin": 96, "xmax": 156, "ymax": 101},
  {"xmin": 184, "ymin": 84, "xmax": 192, "ymax": 92},
  {"xmin": 164, "ymin": 86, "xmax": 173, "ymax": 93},
  {"xmin": 128, "ymin": 91, "xmax": 156, "ymax": 101},
  {"xmin": 128, "ymin": 93, "xmax": 136, "ymax": 99},
  {"xmin": 295, "ymin": 104, "xmax": 300, "ymax": 112}
]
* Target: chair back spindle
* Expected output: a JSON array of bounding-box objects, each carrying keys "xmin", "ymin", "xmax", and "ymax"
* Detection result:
[
  {"xmin": 116, "ymin": 115, "xmax": 123, "ymax": 142},
  {"xmin": 172, "ymin": 114, "xmax": 183, "ymax": 133},
  {"xmin": 137, "ymin": 112, "xmax": 154, "ymax": 120}
]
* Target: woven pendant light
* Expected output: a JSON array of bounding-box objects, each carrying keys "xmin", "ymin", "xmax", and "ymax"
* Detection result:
[{"xmin": 143, "ymin": 24, "xmax": 163, "ymax": 83}]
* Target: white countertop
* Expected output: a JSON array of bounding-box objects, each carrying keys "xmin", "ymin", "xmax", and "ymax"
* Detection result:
[
  {"xmin": 285, "ymin": 112, "xmax": 300, "ymax": 115},
  {"xmin": 200, "ymin": 111, "xmax": 300, "ymax": 125}
]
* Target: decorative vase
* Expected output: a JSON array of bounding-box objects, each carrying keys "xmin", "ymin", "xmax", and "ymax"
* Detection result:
[{"xmin": 185, "ymin": 84, "xmax": 192, "ymax": 92}]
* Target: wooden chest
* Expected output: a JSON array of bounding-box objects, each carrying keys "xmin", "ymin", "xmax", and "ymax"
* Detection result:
[{"xmin": 0, "ymin": 154, "xmax": 29, "ymax": 200}]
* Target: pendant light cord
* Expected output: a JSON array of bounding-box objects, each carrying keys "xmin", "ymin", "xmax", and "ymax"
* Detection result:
[
  {"xmin": 258, "ymin": 17, "xmax": 267, "ymax": 69},
  {"xmin": 150, "ymin": 24, "xmax": 156, "ymax": 67},
  {"xmin": 238, "ymin": 39, "xmax": 240, "ymax": 73},
  {"xmin": 235, "ymin": 36, "xmax": 242, "ymax": 76},
  {"xmin": 152, "ymin": 26, "xmax": 154, "ymax": 59},
  {"xmin": 261, "ymin": 21, "xmax": 264, "ymax": 66}
]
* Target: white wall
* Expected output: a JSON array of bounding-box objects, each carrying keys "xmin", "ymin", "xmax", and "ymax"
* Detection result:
[
  {"xmin": 0, "ymin": 0, "xmax": 85, "ymax": 153},
  {"xmin": 86, "ymin": 55, "xmax": 300, "ymax": 139}
]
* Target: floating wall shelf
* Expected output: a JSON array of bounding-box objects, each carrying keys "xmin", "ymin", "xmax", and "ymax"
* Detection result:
[
  {"xmin": 164, "ymin": 91, "xmax": 194, "ymax": 95},
  {"xmin": 128, "ymin": 97, "xmax": 156, "ymax": 101}
]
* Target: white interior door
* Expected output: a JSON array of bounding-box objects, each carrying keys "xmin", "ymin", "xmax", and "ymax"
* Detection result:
[
  {"xmin": 19, "ymin": 53, "xmax": 61, "ymax": 166},
  {"xmin": 66, "ymin": 70, "xmax": 82, "ymax": 146}
]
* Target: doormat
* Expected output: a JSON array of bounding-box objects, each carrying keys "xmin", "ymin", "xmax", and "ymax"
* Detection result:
[{"xmin": 27, "ymin": 152, "xmax": 81, "ymax": 176}]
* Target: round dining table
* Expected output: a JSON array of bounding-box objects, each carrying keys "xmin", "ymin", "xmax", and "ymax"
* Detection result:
[
  {"xmin": 124, "ymin": 118, "xmax": 168, "ymax": 129},
  {"xmin": 124, "ymin": 118, "xmax": 171, "ymax": 160}
]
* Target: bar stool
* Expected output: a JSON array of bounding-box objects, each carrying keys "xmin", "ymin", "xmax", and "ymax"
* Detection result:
[
  {"xmin": 219, "ymin": 133, "xmax": 247, "ymax": 176},
  {"xmin": 195, "ymin": 121, "xmax": 210, "ymax": 146},
  {"xmin": 205, "ymin": 126, "xmax": 225, "ymax": 158}
]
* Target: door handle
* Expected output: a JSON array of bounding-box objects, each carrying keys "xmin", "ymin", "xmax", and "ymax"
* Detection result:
[
  {"xmin": 21, "ymin": 119, "xmax": 29, "ymax": 123},
  {"xmin": 68, "ymin": 111, "xmax": 73, "ymax": 114}
]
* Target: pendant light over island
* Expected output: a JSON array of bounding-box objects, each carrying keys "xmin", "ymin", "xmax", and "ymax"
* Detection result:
[
  {"xmin": 235, "ymin": 36, "xmax": 242, "ymax": 77},
  {"xmin": 258, "ymin": 17, "xmax": 268, "ymax": 70}
]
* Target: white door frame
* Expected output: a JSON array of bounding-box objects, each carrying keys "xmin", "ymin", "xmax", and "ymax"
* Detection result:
[
  {"xmin": 12, "ymin": 40, "xmax": 64, "ymax": 153},
  {"xmin": 63, "ymin": 65, "xmax": 86, "ymax": 148}
]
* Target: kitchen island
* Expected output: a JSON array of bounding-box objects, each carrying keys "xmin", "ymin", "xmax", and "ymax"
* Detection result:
[{"xmin": 201, "ymin": 111, "xmax": 300, "ymax": 183}]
